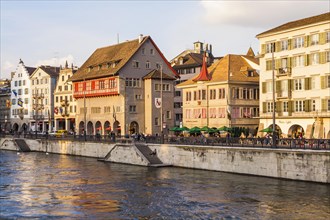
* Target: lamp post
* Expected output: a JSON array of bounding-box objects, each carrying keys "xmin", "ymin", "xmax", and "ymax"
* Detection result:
[
  {"xmin": 83, "ymin": 79, "xmax": 87, "ymax": 141},
  {"xmin": 272, "ymin": 43, "xmax": 276, "ymax": 147},
  {"xmin": 160, "ymin": 64, "xmax": 164, "ymax": 144}
]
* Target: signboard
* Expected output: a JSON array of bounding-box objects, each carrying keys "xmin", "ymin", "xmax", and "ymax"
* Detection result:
[{"xmin": 155, "ymin": 98, "xmax": 161, "ymax": 108}]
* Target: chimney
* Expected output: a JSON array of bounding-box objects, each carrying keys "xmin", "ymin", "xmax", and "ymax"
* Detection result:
[
  {"xmin": 139, "ymin": 34, "xmax": 143, "ymax": 43},
  {"xmin": 210, "ymin": 44, "xmax": 212, "ymax": 54}
]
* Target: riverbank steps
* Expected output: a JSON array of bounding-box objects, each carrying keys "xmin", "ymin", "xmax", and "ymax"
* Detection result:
[{"xmin": 1, "ymin": 138, "xmax": 329, "ymax": 183}]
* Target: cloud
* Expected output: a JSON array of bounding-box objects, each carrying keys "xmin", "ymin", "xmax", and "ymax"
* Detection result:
[
  {"xmin": 200, "ymin": 1, "xmax": 329, "ymax": 28},
  {"xmin": 0, "ymin": 61, "xmax": 15, "ymax": 79},
  {"xmin": 35, "ymin": 54, "xmax": 75, "ymax": 68}
]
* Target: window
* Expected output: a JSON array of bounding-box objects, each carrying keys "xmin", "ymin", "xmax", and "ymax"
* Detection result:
[
  {"xmin": 62, "ymin": 75, "xmax": 65, "ymax": 81},
  {"xmin": 281, "ymin": 40, "xmax": 288, "ymax": 50},
  {"xmin": 267, "ymin": 102, "xmax": 276, "ymax": 113},
  {"xmin": 266, "ymin": 43, "xmax": 274, "ymax": 53},
  {"xmin": 326, "ymin": 51, "xmax": 330, "ymax": 62},
  {"xmin": 311, "ymin": 34, "xmax": 319, "ymax": 45},
  {"xmin": 266, "ymin": 82, "xmax": 273, "ymax": 93},
  {"xmin": 126, "ymin": 78, "xmax": 141, "ymax": 87},
  {"xmin": 18, "ymin": 89, "xmax": 22, "ymax": 95},
  {"xmin": 12, "ymin": 99, "xmax": 16, "ymax": 105},
  {"xmin": 312, "ymin": 100, "xmax": 316, "ymax": 111},
  {"xmin": 266, "ymin": 60, "xmax": 273, "ymax": 71},
  {"xmin": 142, "ymin": 48, "xmax": 145, "ymax": 55},
  {"xmin": 328, "ymin": 100, "xmax": 330, "ymax": 111},
  {"xmin": 91, "ymin": 107, "xmax": 101, "ymax": 114},
  {"xmin": 135, "ymin": 95, "xmax": 142, "ymax": 100},
  {"xmin": 294, "ymin": 78, "xmax": 303, "ymax": 90},
  {"xmin": 129, "ymin": 105, "xmax": 136, "ymax": 113},
  {"xmin": 209, "ymin": 89, "xmax": 216, "ymax": 100},
  {"xmin": 174, "ymin": 102, "xmax": 182, "ymax": 108},
  {"xmin": 58, "ymin": 86, "xmax": 62, "ymax": 92},
  {"xmin": 155, "ymin": 117, "xmax": 159, "ymax": 126},
  {"xmin": 218, "ymin": 88, "xmax": 225, "ymax": 99},
  {"xmin": 132, "ymin": 60, "xmax": 139, "ymax": 68},
  {"xmin": 326, "ymin": 32, "xmax": 330, "ymax": 43},
  {"xmin": 150, "ymin": 48, "xmax": 154, "ymax": 55},
  {"xmin": 283, "ymin": 101, "xmax": 288, "ymax": 112},
  {"xmin": 186, "ymin": 91, "xmax": 191, "ymax": 101},
  {"xmin": 14, "ymin": 81, "xmax": 17, "ymax": 86},
  {"xmin": 293, "ymin": 36, "xmax": 304, "ymax": 48},
  {"xmin": 99, "ymin": 80, "xmax": 105, "ymax": 89},
  {"xmin": 201, "ymin": 90, "xmax": 206, "ymax": 100},
  {"xmin": 24, "ymin": 88, "xmax": 28, "ymax": 94},
  {"xmin": 311, "ymin": 76, "xmax": 317, "ymax": 89},
  {"xmin": 146, "ymin": 61, "xmax": 150, "ymax": 69},
  {"xmin": 56, "ymin": 96, "xmax": 58, "ymax": 103},
  {"xmin": 166, "ymin": 111, "xmax": 171, "ymax": 119},
  {"xmin": 281, "ymin": 58, "xmax": 288, "ymax": 68},
  {"xmin": 295, "ymin": 100, "xmax": 305, "ymax": 112},
  {"xmin": 253, "ymin": 88, "xmax": 259, "ymax": 100},
  {"xmin": 19, "ymin": 80, "xmax": 21, "ymax": 86},
  {"xmin": 98, "ymin": 65, "xmax": 102, "ymax": 70},
  {"xmin": 154, "ymin": 83, "xmax": 170, "ymax": 91},
  {"xmin": 311, "ymin": 53, "xmax": 319, "ymax": 65},
  {"xmin": 175, "ymin": 91, "xmax": 181, "ymax": 97},
  {"xmin": 293, "ymin": 55, "xmax": 304, "ymax": 67}
]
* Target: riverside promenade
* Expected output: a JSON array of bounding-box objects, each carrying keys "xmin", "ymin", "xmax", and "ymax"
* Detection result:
[{"xmin": 0, "ymin": 135, "xmax": 329, "ymax": 183}]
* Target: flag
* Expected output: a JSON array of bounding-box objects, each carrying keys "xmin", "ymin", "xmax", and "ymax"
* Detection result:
[
  {"xmin": 12, "ymin": 90, "xmax": 17, "ymax": 97},
  {"xmin": 6, "ymin": 100, "xmax": 11, "ymax": 108},
  {"xmin": 54, "ymin": 107, "xmax": 58, "ymax": 114},
  {"xmin": 155, "ymin": 98, "xmax": 161, "ymax": 108},
  {"xmin": 48, "ymin": 109, "xmax": 51, "ymax": 123},
  {"xmin": 113, "ymin": 105, "xmax": 116, "ymax": 121},
  {"xmin": 17, "ymin": 98, "xmax": 23, "ymax": 107},
  {"xmin": 226, "ymin": 95, "xmax": 231, "ymax": 120},
  {"xmin": 59, "ymin": 107, "xmax": 63, "ymax": 114}
]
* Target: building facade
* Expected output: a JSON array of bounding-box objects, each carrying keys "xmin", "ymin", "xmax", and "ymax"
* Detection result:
[
  {"xmin": 30, "ymin": 66, "xmax": 60, "ymax": 132},
  {"xmin": 10, "ymin": 59, "xmax": 36, "ymax": 133},
  {"xmin": 177, "ymin": 49, "xmax": 260, "ymax": 133},
  {"xmin": 0, "ymin": 79, "xmax": 11, "ymax": 132},
  {"xmin": 54, "ymin": 62, "xmax": 77, "ymax": 132},
  {"xmin": 171, "ymin": 41, "xmax": 216, "ymax": 127},
  {"xmin": 69, "ymin": 35, "xmax": 178, "ymax": 136},
  {"xmin": 257, "ymin": 12, "xmax": 330, "ymax": 138}
]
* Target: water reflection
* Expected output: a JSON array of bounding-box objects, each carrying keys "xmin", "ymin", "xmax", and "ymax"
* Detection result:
[{"xmin": 0, "ymin": 151, "xmax": 329, "ymax": 219}]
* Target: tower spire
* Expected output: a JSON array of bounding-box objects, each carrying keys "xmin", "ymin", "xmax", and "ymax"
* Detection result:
[{"xmin": 193, "ymin": 52, "xmax": 211, "ymax": 82}]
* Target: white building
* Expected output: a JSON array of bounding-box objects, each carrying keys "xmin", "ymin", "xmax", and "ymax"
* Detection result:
[
  {"xmin": 10, "ymin": 59, "xmax": 36, "ymax": 133},
  {"xmin": 30, "ymin": 65, "xmax": 60, "ymax": 132},
  {"xmin": 256, "ymin": 12, "xmax": 330, "ymax": 138}
]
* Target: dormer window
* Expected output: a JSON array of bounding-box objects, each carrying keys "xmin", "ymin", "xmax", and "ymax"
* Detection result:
[
  {"xmin": 248, "ymin": 70, "xmax": 254, "ymax": 77},
  {"xmin": 179, "ymin": 58, "xmax": 184, "ymax": 65},
  {"xmin": 88, "ymin": 66, "xmax": 93, "ymax": 72},
  {"xmin": 132, "ymin": 60, "xmax": 140, "ymax": 68},
  {"xmin": 107, "ymin": 63, "xmax": 111, "ymax": 68},
  {"xmin": 98, "ymin": 65, "xmax": 102, "ymax": 70}
]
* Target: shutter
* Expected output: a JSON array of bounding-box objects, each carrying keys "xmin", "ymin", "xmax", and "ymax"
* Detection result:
[
  {"xmin": 287, "ymin": 57, "xmax": 292, "ymax": 68},
  {"xmin": 288, "ymin": 101, "xmax": 293, "ymax": 115},
  {"xmin": 262, "ymin": 82, "xmax": 266, "ymax": 93},
  {"xmin": 288, "ymin": 39, "xmax": 292, "ymax": 50},
  {"xmin": 321, "ymin": 76, "xmax": 325, "ymax": 89},
  {"xmin": 304, "ymin": 35, "xmax": 309, "ymax": 47},
  {"xmin": 275, "ymin": 59, "xmax": 281, "ymax": 69},
  {"xmin": 290, "ymin": 79, "xmax": 295, "ymax": 91},
  {"xmin": 276, "ymin": 41, "xmax": 281, "ymax": 52},
  {"xmin": 305, "ymin": 54, "xmax": 309, "ymax": 66},
  {"xmin": 304, "ymin": 100, "xmax": 310, "ymax": 112},
  {"xmin": 276, "ymin": 101, "xmax": 282, "ymax": 113},
  {"xmin": 262, "ymin": 102, "xmax": 267, "ymax": 113},
  {"xmin": 321, "ymin": 99, "xmax": 327, "ymax": 111},
  {"xmin": 304, "ymin": 78, "xmax": 310, "ymax": 90},
  {"xmin": 261, "ymin": 44, "xmax": 266, "ymax": 54},
  {"xmin": 292, "ymin": 56, "xmax": 296, "ymax": 67},
  {"xmin": 320, "ymin": 52, "xmax": 326, "ymax": 64},
  {"xmin": 319, "ymin": 32, "xmax": 326, "ymax": 45},
  {"xmin": 74, "ymin": 83, "xmax": 78, "ymax": 92},
  {"xmin": 276, "ymin": 80, "xmax": 281, "ymax": 93}
]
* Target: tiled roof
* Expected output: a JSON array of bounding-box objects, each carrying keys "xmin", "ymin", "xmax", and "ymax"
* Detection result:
[
  {"xmin": 70, "ymin": 37, "xmax": 146, "ymax": 82},
  {"xmin": 143, "ymin": 69, "xmax": 176, "ymax": 80},
  {"xmin": 177, "ymin": 54, "xmax": 259, "ymax": 87},
  {"xmin": 257, "ymin": 12, "xmax": 330, "ymax": 37},
  {"xmin": 39, "ymin": 66, "xmax": 60, "ymax": 77},
  {"xmin": 25, "ymin": 67, "xmax": 36, "ymax": 76},
  {"xmin": 172, "ymin": 53, "xmax": 203, "ymax": 69}
]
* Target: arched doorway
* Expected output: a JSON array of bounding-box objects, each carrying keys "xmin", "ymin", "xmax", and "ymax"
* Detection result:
[
  {"xmin": 288, "ymin": 124, "xmax": 304, "ymax": 138},
  {"xmin": 79, "ymin": 121, "xmax": 85, "ymax": 135},
  {"xmin": 104, "ymin": 121, "xmax": 111, "ymax": 134},
  {"xmin": 95, "ymin": 121, "xmax": 102, "ymax": 135},
  {"xmin": 113, "ymin": 121, "xmax": 121, "ymax": 136},
  {"xmin": 12, "ymin": 123, "xmax": 19, "ymax": 132},
  {"xmin": 87, "ymin": 121, "xmax": 93, "ymax": 135},
  {"xmin": 21, "ymin": 123, "xmax": 28, "ymax": 133},
  {"xmin": 129, "ymin": 121, "xmax": 139, "ymax": 134}
]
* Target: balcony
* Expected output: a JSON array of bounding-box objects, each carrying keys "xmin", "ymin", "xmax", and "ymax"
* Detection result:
[{"xmin": 276, "ymin": 67, "xmax": 291, "ymax": 77}]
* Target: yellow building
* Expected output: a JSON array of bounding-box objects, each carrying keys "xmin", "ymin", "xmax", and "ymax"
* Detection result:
[
  {"xmin": 69, "ymin": 35, "xmax": 178, "ymax": 136},
  {"xmin": 256, "ymin": 12, "xmax": 330, "ymax": 138},
  {"xmin": 177, "ymin": 49, "xmax": 260, "ymax": 133}
]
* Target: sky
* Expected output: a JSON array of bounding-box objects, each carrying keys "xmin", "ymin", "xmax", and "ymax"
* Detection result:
[{"xmin": 0, "ymin": 0, "xmax": 329, "ymax": 79}]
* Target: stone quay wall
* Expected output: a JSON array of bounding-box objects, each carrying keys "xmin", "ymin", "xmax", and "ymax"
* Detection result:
[{"xmin": 1, "ymin": 138, "xmax": 329, "ymax": 183}]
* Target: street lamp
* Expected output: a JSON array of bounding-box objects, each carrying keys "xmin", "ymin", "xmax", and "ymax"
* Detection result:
[{"xmin": 272, "ymin": 43, "xmax": 276, "ymax": 147}]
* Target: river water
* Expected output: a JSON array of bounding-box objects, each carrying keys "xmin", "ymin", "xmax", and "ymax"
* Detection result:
[{"xmin": 0, "ymin": 150, "xmax": 329, "ymax": 219}]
